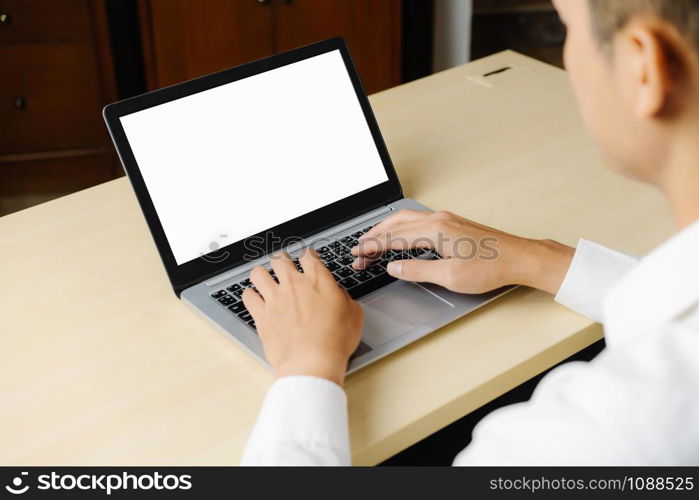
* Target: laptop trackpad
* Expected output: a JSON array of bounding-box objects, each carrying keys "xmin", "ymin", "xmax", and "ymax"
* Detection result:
[{"xmin": 360, "ymin": 281, "xmax": 454, "ymax": 347}]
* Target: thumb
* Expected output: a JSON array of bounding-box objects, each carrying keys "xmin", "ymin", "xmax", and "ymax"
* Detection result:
[{"xmin": 387, "ymin": 258, "xmax": 451, "ymax": 285}]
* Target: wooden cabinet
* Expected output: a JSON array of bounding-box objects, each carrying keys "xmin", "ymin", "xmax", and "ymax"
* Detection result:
[
  {"xmin": 0, "ymin": 0, "xmax": 93, "ymax": 44},
  {"xmin": 1, "ymin": 43, "xmax": 111, "ymax": 153},
  {"xmin": 139, "ymin": 0, "xmax": 402, "ymax": 95},
  {"xmin": 139, "ymin": 0, "xmax": 274, "ymax": 89},
  {"xmin": 275, "ymin": 0, "xmax": 402, "ymax": 94},
  {"xmin": 1, "ymin": 0, "xmax": 409, "ymax": 215},
  {"xmin": 0, "ymin": 0, "xmax": 120, "ymax": 211}
]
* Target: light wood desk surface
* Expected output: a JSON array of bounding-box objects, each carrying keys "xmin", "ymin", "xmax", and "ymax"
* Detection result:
[{"xmin": 0, "ymin": 52, "xmax": 673, "ymax": 465}]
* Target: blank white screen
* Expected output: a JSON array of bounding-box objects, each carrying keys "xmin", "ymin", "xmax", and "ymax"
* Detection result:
[{"xmin": 120, "ymin": 50, "xmax": 389, "ymax": 265}]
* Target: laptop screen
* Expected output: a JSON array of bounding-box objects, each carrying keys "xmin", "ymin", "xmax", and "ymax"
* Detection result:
[{"xmin": 119, "ymin": 50, "xmax": 389, "ymax": 266}]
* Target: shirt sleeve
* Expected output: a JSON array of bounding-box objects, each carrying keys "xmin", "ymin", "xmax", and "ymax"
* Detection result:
[
  {"xmin": 453, "ymin": 314, "xmax": 699, "ymax": 465},
  {"xmin": 555, "ymin": 239, "xmax": 638, "ymax": 322},
  {"xmin": 240, "ymin": 375, "xmax": 351, "ymax": 466}
]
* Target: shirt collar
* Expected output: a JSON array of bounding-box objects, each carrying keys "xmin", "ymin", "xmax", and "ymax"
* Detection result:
[{"xmin": 603, "ymin": 219, "xmax": 699, "ymax": 343}]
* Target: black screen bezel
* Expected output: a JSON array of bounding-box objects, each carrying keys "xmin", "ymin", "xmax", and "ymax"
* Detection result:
[{"xmin": 103, "ymin": 38, "xmax": 402, "ymax": 296}]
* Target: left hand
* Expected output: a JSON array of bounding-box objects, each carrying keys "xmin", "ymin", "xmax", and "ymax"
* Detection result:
[{"xmin": 242, "ymin": 250, "xmax": 364, "ymax": 386}]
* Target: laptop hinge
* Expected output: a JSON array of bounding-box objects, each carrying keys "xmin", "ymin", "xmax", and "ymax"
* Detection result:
[{"xmin": 203, "ymin": 204, "xmax": 393, "ymax": 287}]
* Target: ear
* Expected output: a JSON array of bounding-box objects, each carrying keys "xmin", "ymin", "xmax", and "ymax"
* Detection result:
[{"xmin": 613, "ymin": 20, "xmax": 674, "ymax": 118}]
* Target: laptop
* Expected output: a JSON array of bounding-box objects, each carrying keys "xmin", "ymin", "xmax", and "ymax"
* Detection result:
[{"xmin": 103, "ymin": 38, "xmax": 513, "ymax": 373}]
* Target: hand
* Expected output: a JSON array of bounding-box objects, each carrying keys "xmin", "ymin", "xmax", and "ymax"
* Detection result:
[
  {"xmin": 242, "ymin": 250, "xmax": 363, "ymax": 386},
  {"xmin": 352, "ymin": 210, "xmax": 574, "ymax": 295}
]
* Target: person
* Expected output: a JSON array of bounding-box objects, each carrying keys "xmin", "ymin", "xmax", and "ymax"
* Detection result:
[{"xmin": 239, "ymin": 0, "xmax": 699, "ymax": 465}]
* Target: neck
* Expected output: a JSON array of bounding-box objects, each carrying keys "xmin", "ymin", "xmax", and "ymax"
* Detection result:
[{"xmin": 658, "ymin": 126, "xmax": 699, "ymax": 230}]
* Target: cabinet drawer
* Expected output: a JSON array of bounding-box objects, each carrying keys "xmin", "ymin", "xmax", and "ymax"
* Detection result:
[
  {"xmin": 0, "ymin": 152, "xmax": 119, "ymax": 196},
  {"xmin": 0, "ymin": 0, "xmax": 92, "ymax": 45},
  {"xmin": 0, "ymin": 42, "xmax": 109, "ymax": 154}
]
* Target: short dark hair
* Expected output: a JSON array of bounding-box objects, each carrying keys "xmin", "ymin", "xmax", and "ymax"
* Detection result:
[{"xmin": 588, "ymin": 0, "xmax": 699, "ymax": 51}]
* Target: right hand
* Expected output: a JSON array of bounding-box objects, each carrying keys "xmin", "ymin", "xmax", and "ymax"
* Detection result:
[{"xmin": 352, "ymin": 210, "xmax": 574, "ymax": 295}]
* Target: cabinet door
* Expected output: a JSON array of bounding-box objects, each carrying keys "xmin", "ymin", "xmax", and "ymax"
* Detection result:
[
  {"xmin": 141, "ymin": 0, "xmax": 275, "ymax": 89},
  {"xmin": 0, "ymin": 42, "xmax": 111, "ymax": 154},
  {"xmin": 275, "ymin": 0, "xmax": 402, "ymax": 95},
  {"xmin": 0, "ymin": 0, "xmax": 92, "ymax": 45}
]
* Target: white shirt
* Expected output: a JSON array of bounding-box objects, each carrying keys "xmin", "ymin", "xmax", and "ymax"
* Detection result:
[{"xmin": 241, "ymin": 221, "xmax": 699, "ymax": 465}]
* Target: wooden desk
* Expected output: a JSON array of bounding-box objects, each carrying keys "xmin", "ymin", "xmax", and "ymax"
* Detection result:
[{"xmin": 0, "ymin": 51, "xmax": 673, "ymax": 465}]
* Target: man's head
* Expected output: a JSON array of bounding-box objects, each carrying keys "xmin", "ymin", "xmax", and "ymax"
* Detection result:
[
  {"xmin": 588, "ymin": 0, "xmax": 699, "ymax": 51},
  {"xmin": 552, "ymin": 0, "xmax": 699, "ymax": 186}
]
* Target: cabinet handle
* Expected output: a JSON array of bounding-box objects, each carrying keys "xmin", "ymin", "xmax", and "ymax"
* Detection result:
[
  {"xmin": 279, "ymin": 0, "xmax": 293, "ymax": 4},
  {"xmin": 0, "ymin": 13, "xmax": 10, "ymax": 24},
  {"xmin": 257, "ymin": 0, "xmax": 269, "ymax": 4},
  {"xmin": 13, "ymin": 97, "xmax": 27, "ymax": 109}
]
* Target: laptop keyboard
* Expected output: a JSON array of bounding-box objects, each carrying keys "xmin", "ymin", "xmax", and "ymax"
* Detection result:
[{"xmin": 209, "ymin": 223, "xmax": 441, "ymax": 333}]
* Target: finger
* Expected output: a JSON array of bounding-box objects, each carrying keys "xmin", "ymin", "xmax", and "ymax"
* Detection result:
[
  {"xmin": 386, "ymin": 258, "xmax": 452, "ymax": 285},
  {"xmin": 268, "ymin": 252, "xmax": 296, "ymax": 282},
  {"xmin": 296, "ymin": 248, "xmax": 320, "ymax": 278},
  {"xmin": 299, "ymin": 248, "xmax": 334, "ymax": 283},
  {"xmin": 351, "ymin": 255, "xmax": 374, "ymax": 270},
  {"xmin": 359, "ymin": 209, "xmax": 430, "ymax": 242},
  {"xmin": 355, "ymin": 221, "xmax": 437, "ymax": 257},
  {"xmin": 353, "ymin": 220, "xmax": 438, "ymax": 267},
  {"xmin": 249, "ymin": 265, "xmax": 277, "ymax": 298},
  {"xmin": 242, "ymin": 287, "xmax": 266, "ymax": 319}
]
